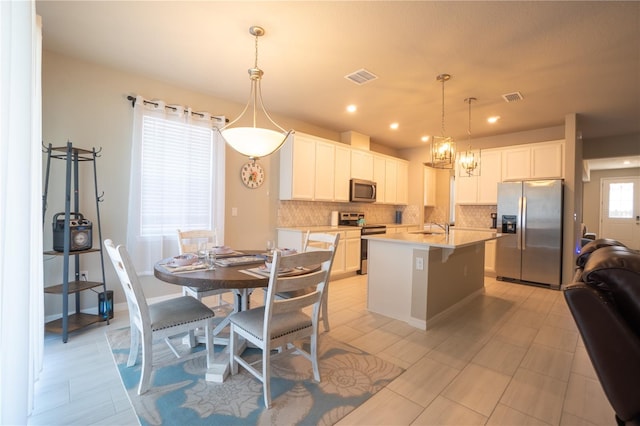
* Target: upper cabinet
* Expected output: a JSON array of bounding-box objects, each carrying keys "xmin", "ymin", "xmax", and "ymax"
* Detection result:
[
  {"xmin": 279, "ymin": 132, "xmax": 407, "ymax": 204},
  {"xmin": 351, "ymin": 149, "xmax": 374, "ymax": 180},
  {"xmin": 279, "ymin": 133, "xmax": 315, "ymax": 200},
  {"xmin": 502, "ymin": 140, "xmax": 564, "ymax": 181},
  {"xmin": 455, "ymin": 148, "xmax": 502, "ymax": 205}
]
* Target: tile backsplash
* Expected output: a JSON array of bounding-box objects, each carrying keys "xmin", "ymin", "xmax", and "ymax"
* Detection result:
[
  {"xmin": 278, "ymin": 200, "xmax": 420, "ymax": 227},
  {"xmin": 455, "ymin": 205, "xmax": 497, "ymax": 229}
]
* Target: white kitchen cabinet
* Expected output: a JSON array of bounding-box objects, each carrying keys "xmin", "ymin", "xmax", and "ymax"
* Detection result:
[
  {"xmin": 276, "ymin": 228, "xmax": 360, "ymax": 276},
  {"xmin": 502, "ymin": 140, "xmax": 564, "ymax": 181},
  {"xmin": 485, "ymin": 239, "xmax": 496, "ymax": 275},
  {"xmin": 455, "ymin": 148, "xmax": 501, "ymax": 205},
  {"xmin": 477, "ymin": 150, "xmax": 502, "ymax": 203},
  {"xmin": 314, "ymin": 140, "xmax": 336, "ymax": 201},
  {"xmin": 334, "ymin": 145, "xmax": 351, "ymax": 201},
  {"xmin": 373, "ymin": 155, "xmax": 386, "ymax": 203},
  {"xmin": 351, "ymin": 149, "xmax": 374, "ymax": 180},
  {"xmin": 396, "ymin": 161, "xmax": 409, "ymax": 205},
  {"xmin": 345, "ymin": 231, "xmax": 361, "ymax": 272},
  {"xmin": 279, "ymin": 133, "xmax": 316, "ymax": 200},
  {"xmin": 424, "ymin": 166, "xmax": 436, "ymax": 206},
  {"xmin": 384, "ymin": 158, "xmax": 398, "ymax": 204},
  {"xmin": 531, "ymin": 141, "xmax": 564, "ymax": 179}
]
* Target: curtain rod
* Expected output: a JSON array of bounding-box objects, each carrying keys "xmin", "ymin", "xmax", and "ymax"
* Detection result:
[{"xmin": 126, "ymin": 95, "xmax": 228, "ymax": 122}]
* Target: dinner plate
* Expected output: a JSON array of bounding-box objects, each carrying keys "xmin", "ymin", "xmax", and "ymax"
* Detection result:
[
  {"xmin": 261, "ymin": 264, "xmax": 293, "ymax": 274},
  {"xmin": 168, "ymin": 253, "xmax": 198, "ymax": 267}
]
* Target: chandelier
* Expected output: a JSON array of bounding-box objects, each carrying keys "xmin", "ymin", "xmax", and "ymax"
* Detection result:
[
  {"xmin": 459, "ymin": 97, "xmax": 480, "ymax": 176},
  {"xmin": 218, "ymin": 26, "xmax": 293, "ymax": 160},
  {"xmin": 431, "ymin": 74, "xmax": 455, "ymax": 169}
]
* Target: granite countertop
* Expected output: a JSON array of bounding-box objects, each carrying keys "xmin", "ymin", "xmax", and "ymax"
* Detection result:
[
  {"xmin": 363, "ymin": 229, "xmax": 501, "ymax": 249},
  {"xmin": 277, "ymin": 223, "xmax": 421, "ymax": 232}
]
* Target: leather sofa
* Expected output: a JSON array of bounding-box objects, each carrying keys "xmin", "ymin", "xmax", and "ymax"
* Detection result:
[{"xmin": 564, "ymin": 239, "xmax": 640, "ymax": 425}]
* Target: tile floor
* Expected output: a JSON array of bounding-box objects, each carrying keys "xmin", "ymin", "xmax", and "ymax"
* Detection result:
[{"xmin": 28, "ymin": 275, "xmax": 614, "ymax": 425}]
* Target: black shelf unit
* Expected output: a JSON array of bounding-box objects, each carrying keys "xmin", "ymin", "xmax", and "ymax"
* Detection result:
[{"xmin": 43, "ymin": 142, "xmax": 108, "ymax": 342}]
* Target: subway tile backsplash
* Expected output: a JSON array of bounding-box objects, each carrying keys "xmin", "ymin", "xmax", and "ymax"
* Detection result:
[{"xmin": 278, "ymin": 200, "xmax": 420, "ymax": 227}]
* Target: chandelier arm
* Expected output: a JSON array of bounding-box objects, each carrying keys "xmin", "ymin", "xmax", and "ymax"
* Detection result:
[
  {"xmin": 222, "ymin": 81, "xmax": 256, "ymax": 130},
  {"xmin": 256, "ymin": 79, "xmax": 288, "ymax": 133}
]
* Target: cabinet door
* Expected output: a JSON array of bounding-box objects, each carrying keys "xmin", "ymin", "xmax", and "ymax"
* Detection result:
[
  {"xmin": 502, "ymin": 146, "xmax": 531, "ymax": 181},
  {"xmin": 477, "ymin": 150, "xmax": 502, "ymax": 204},
  {"xmin": 280, "ymin": 134, "xmax": 316, "ymax": 200},
  {"xmin": 334, "ymin": 146, "xmax": 351, "ymax": 201},
  {"xmin": 384, "ymin": 159, "xmax": 397, "ymax": 204},
  {"xmin": 314, "ymin": 141, "xmax": 335, "ymax": 200},
  {"xmin": 531, "ymin": 141, "xmax": 564, "ymax": 179},
  {"xmin": 484, "ymin": 239, "xmax": 496, "ymax": 274},
  {"xmin": 396, "ymin": 161, "xmax": 408, "ymax": 205},
  {"xmin": 351, "ymin": 150, "xmax": 374, "ymax": 180},
  {"xmin": 345, "ymin": 238, "xmax": 361, "ymax": 272},
  {"xmin": 424, "ymin": 166, "xmax": 436, "ymax": 206},
  {"xmin": 332, "ymin": 237, "xmax": 346, "ymax": 274},
  {"xmin": 455, "ymin": 175, "xmax": 478, "ymax": 204},
  {"xmin": 373, "ymin": 156, "xmax": 386, "ymax": 203}
]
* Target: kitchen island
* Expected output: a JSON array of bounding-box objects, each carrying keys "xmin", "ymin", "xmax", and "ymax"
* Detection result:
[{"xmin": 363, "ymin": 230, "xmax": 500, "ymax": 330}]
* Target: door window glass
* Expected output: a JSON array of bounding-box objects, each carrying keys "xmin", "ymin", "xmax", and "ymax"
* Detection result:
[{"xmin": 608, "ymin": 182, "xmax": 633, "ymax": 218}]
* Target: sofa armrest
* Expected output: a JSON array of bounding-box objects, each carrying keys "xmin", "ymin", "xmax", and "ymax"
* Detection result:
[{"xmin": 564, "ymin": 283, "xmax": 640, "ymax": 423}]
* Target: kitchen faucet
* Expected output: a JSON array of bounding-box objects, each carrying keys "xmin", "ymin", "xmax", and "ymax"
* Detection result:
[{"xmin": 429, "ymin": 222, "xmax": 450, "ymax": 235}]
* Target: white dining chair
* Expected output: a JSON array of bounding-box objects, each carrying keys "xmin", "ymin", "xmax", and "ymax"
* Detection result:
[
  {"xmin": 298, "ymin": 231, "xmax": 339, "ymax": 331},
  {"xmin": 177, "ymin": 229, "xmax": 231, "ymax": 307},
  {"xmin": 228, "ymin": 248, "xmax": 333, "ymax": 408},
  {"xmin": 104, "ymin": 239, "xmax": 215, "ymax": 395}
]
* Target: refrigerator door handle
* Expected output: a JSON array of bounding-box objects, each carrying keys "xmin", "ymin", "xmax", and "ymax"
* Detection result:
[
  {"xmin": 521, "ymin": 196, "xmax": 527, "ymax": 251},
  {"xmin": 517, "ymin": 196, "xmax": 523, "ymax": 250}
]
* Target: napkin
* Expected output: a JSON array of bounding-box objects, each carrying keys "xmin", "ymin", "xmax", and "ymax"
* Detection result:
[{"xmin": 164, "ymin": 262, "xmax": 207, "ymax": 273}]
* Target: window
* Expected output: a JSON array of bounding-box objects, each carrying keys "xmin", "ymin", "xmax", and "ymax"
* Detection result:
[
  {"xmin": 140, "ymin": 116, "xmax": 214, "ymax": 236},
  {"xmin": 127, "ymin": 97, "xmax": 225, "ymax": 274},
  {"xmin": 608, "ymin": 182, "xmax": 633, "ymax": 218}
]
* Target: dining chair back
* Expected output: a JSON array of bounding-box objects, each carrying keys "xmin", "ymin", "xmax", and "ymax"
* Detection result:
[
  {"xmin": 104, "ymin": 239, "xmax": 215, "ymax": 395},
  {"xmin": 229, "ymin": 248, "xmax": 333, "ymax": 408},
  {"xmin": 177, "ymin": 229, "xmax": 230, "ymax": 307},
  {"xmin": 302, "ymin": 231, "xmax": 340, "ymax": 331}
]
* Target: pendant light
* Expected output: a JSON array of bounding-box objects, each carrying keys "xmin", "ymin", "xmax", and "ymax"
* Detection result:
[
  {"xmin": 218, "ymin": 26, "xmax": 293, "ymax": 160},
  {"xmin": 431, "ymin": 73, "xmax": 455, "ymax": 169},
  {"xmin": 459, "ymin": 97, "xmax": 480, "ymax": 176}
]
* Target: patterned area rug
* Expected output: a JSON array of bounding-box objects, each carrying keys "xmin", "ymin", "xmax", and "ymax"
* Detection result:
[{"xmin": 107, "ymin": 327, "xmax": 403, "ymax": 425}]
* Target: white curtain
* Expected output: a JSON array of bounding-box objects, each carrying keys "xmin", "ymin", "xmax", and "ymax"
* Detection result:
[
  {"xmin": 127, "ymin": 96, "xmax": 225, "ymax": 274},
  {"xmin": 0, "ymin": 2, "xmax": 44, "ymax": 423}
]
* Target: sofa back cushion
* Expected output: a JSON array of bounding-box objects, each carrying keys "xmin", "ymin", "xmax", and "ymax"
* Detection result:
[
  {"xmin": 582, "ymin": 246, "xmax": 640, "ymax": 336},
  {"xmin": 577, "ymin": 238, "xmax": 626, "ymax": 268}
]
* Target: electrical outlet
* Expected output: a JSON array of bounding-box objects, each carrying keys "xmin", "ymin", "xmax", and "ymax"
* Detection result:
[
  {"xmin": 415, "ymin": 257, "xmax": 424, "ymax": 271},
  {"xmin": 80, "ymin": 270, "xmax": 89, "ymax": 281}
]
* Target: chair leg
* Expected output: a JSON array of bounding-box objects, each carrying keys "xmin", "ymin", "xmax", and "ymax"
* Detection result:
[
  {"xmin": 229, "ymin": 325, "xmax": 238, "ymax": 375},
  {"xmin": 127, "ymin": 325, "xmax": 139, "ymax": 367},
  {"xmin": 138, "ymin": 330, "xmax": 153, "ymax": 395},
  {"xmin": 310, "ymin": 329, "xmax": 320, "ymax": 381},
  {"xmin": 263, "ymin": 343, "xmax": 271, "ymax": 408},
  {"xmin": 204, "ymin": 320, "xmax": 213, "ymax": 369}
]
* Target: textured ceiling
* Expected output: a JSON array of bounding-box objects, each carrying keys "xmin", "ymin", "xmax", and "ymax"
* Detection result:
[{"xmin": 36, "ymin": 1, "xmax": 640, "ymax": 150}]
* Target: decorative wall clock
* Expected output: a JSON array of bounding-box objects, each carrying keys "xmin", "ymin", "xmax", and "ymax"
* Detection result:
[{"xmin": 240, "ymin": 161, "xmax": 265, "ymax": 188}]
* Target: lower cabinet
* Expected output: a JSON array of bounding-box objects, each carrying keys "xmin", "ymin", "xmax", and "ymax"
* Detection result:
[
  {"xmin": 277, "ymin": 228, "xmax": 361, "ymax": 276},
  {"xmin": 485, "ymin": 239, "xmax": 496, "ymax": 275}
]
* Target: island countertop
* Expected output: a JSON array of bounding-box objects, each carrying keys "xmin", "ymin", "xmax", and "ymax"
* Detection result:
[{"xmin": 362, "ymin": 229, "xmax": 500, "ymax": 249}]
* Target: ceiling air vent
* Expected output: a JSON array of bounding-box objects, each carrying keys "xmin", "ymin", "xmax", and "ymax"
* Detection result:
[
  {"xmin": 502, "ymin": 91, "xmax": 524, "ymax": 102},
  {"xmin": 345, "ymin": 68, "xmax": 378, "ymax": 85}
]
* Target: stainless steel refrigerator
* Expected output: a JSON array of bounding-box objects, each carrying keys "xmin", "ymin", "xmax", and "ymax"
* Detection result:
[{"xmin": 495, "ymin": 179, "xmax": 563, "ymax": 289}]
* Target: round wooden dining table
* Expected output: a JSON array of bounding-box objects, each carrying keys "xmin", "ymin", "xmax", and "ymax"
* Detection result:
[{"xmin": 153, "ymin": 250, "xmax": 269, "ymax": 312}]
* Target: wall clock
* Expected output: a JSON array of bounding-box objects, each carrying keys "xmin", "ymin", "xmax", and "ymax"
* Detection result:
[{"xmin": 240, "ymin": 161, "xmax": 265, "ymax": 188}]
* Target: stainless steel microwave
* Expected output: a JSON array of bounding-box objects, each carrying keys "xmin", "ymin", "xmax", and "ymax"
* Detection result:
[{"xmin": 350, "ymin": 179, "xmax": 377, "ymax": 203}]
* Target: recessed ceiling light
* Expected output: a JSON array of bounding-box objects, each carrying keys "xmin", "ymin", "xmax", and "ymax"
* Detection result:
[
  {"xmin": 346, "ymin": 104, "xmax": 357, "ymax": 113},
  {"xmin": 390, "ymin": 122, "xmax": 399, "ymax": 130},
  {"xmin": 488, "ymin": 116, "xmax": 500, "ymax": 124},
  {"xmin": 421, "ymin": 136, "xmax": 430, "ymax": 143}
]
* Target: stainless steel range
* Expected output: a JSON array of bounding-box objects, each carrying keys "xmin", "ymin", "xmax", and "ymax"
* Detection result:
[{"xmin": 338, "ymin": 212, "xmax": 387, "ymax": 274}]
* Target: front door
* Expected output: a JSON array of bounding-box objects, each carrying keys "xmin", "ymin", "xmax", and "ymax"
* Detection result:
[{"xmin": 600, "ymin": 177, "xmax": 640, "ymax": 250}]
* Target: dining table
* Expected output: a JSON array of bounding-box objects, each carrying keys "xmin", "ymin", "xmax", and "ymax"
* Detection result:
[{"xmin": 154, "ymin": 250, "xmax": 271, "ymax": 383}]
